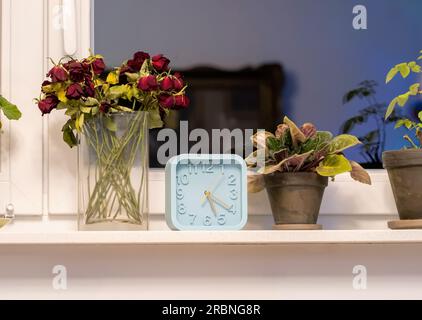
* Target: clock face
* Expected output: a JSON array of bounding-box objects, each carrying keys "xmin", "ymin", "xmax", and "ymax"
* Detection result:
[{"xmin": 166, "ymin": 154, "xmax": 247, "ymax": 230}]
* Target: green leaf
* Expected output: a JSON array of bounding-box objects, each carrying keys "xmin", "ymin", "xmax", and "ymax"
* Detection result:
[
  {"xmin": 125, "ymin": 72, "xmax": 140, "ymax": 82},
  {"xmin": 419, "ymin": 112, "xmax": 422, "ymax": 122},
  {"xmin": 104, "ymin": 116, "xmax": 117, "ymax": 132},
  {"xmin": 56, "ymin": 102, "xmax": 68, "ymax": 110},
  {"xmin": 84, "ymin": 97, "xmax": 99, "ymax": 106},
  {"xmin": 395, "ymin": 118, "xmax": 414, "ymax": 129},
  {"xmin": 0, "ymin": 95, "xmax": 21, "ymax": 120},
  {"xmin": 140, "ymin": 59, "xmax": 150, "ymax": 77},
  {"xmin": 385, "ymin": 66, "xmax": 398, "ymax": 83},
  {"xmin": 316, "ymin": 154, "xmax": 352, "ymax": 177},
  {"xmin": 62, "ymin": 126, "xmax": 77, "ymax": 148},
  {"xmin": 397, "ymin": 92, "xmax": 409, "ymax": 106},
  {"xmin": 108, "ymin": 85, "xmax": 128, "ymax": 99},
  {"xmin": 385, "ymin": 98, "xmax": 397, "ymax": 119},
  {"xmin": 408, "ymin": 61, "xmax": 421, "ymax": 73},
  {"xmin": 75, "ymin": 113, "xmax": 84, "ymax": 132},
  {"xmin": 328, "ymin": 134, "xmax": 361, "ymax": 154},
  {"xmin": 418, "ymin": 55, "xmax": 422, "ymax": 60},
  {"xmin": 397, "ymin": 63, "xmax": 411, "ymax": 78},
  {"xmin": 80, "ymin": 106, "xmax": 93, "ymax": 113},
  {"xmin": 409, "ymin": 83, "xmax": 420, "ymax": 95},
  {"xmin": 267, "ymin": 136, "xmax": 282, "ymax": 152},
  {"xmin": 315, "ymin": 131, "xmax": 333, "ymax": 143},
  {"xmin": 148, "ymin": 109, "xmax": 164, "ymax": 129}
]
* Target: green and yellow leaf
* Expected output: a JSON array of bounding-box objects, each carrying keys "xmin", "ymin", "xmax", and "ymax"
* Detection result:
[
  {"xmin": 385, "ymin": 98, "xmax": 397, "ymax": 119},
  {"xmin": 316, "ymin": 154, "xmax": 352, "ymax": 177},
  {"xmin": 328, "ymin": 134, "xmax": 361, "ymax": 154},
  {"xmin": 385, "ymin": 66, "xmax": 398, "ymax": 83},
  {"xmin": 397, "ymin": 63, "xmax": 411, "ymax": 78},
  {"xmin": 0, "ymin": 95, "xmax": 21, "ymax": 120}
]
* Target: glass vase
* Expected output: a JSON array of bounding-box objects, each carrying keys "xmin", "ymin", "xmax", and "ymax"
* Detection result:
[{"xmin": 78, "ymin": 112, "xmax": 149, "ymax": 231}]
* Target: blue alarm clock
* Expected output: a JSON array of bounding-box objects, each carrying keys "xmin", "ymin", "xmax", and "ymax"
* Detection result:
[{"xmin": 165, "ymin": 154, "xmax": 248, "ymax": 230}]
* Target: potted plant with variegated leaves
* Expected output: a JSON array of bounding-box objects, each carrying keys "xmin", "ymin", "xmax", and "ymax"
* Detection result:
[
  {"xmin": 383, "ymin": 50, "xmax": 422, "ymax": 221},
  {"xmin": 247, "ymin": 116, "xmax": 371, "ymax": 229}
]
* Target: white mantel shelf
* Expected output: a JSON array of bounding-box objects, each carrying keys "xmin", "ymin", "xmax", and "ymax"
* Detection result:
[{"xmin": 0, "ymin": 230, "xmax": 422, "ymax": 245}]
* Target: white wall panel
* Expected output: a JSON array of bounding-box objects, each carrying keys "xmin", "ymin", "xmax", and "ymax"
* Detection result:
[{"xmin": 0, "ymin": 0, "xmax": 44, "ymax": 215}]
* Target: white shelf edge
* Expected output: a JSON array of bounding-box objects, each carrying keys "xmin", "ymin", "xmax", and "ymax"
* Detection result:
[{"xmin": 0, "ymin": 230, "xmax": 422, "ymax": 245}]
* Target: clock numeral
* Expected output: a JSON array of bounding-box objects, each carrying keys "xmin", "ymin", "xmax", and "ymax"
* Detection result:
[
  {"xmin": 176, "ymin": 187, "xmax": 184, "ymax": 200},
  {"xmin": 188, "ymin": 164, "xmax": 198, "ymax": 175},
  {"xmin": 189, "ymin": 213, "xmax": 197, "ymax": 225},
  {"xmin": 217, "ymin": 213, "xmax": 226, "ymax": 225},
  {"xmin": 203, "ymin": 164, "xmax": 214, "ymax": 173},
  {"xmin": 177, "ymin": 174, "xmax": 189, "ymax": 185},
  {"xmin": 228, "ymin": 204, "xmax": 236, "ymax": 215},
  {"xmin": 177, "ymin": 203, "xmax": 186, "ymax": 214},
  {"xmin": 228, "ymin": 174, "xmax": 236, "ymax": 185},
  {"xmin": 229, "ymin": 189, "xmax": 237, "ymax": 200},
  {"xmin": 204, "ymin": 215, "xmax": 212, "ymax": 226}
]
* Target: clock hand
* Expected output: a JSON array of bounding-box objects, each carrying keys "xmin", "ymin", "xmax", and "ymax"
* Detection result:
[
  {"xmin": 204, "ymin": 191, "xmax": 218, "ymax": 216},
  {"xmin": 209, "ymin": 193, "xmax": 231, "ymax": 210},
  {"xmin": 200, "ymin": 175, "xmax": 224, "ymax": 205}
]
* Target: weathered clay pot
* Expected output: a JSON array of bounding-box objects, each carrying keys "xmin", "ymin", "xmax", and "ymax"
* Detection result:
[
  {"xmin": 383, "ymin": 149, "xmax": 422, "ymax": 220},
  {"xmin": 264, "ymin": 172, "xmax": 328, "ymax": 225}
]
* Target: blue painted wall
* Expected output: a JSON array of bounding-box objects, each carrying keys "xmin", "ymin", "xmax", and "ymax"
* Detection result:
[{"xmin": 95, "ymin": 0, "xmax": 422, "ymax": 161}]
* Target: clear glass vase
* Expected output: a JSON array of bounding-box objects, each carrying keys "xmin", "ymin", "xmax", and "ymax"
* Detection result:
[{"xmin": 78, "ymin": 112, "xmax": 149, "ymax": 231}]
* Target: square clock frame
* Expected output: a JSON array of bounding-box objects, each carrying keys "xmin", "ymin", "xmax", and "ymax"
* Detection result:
[{"xmin": 165, "ymin": 154, "xmax": 248, "ymax": 230}]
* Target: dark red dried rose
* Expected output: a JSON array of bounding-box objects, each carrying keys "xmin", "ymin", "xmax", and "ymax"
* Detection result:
[
  {"xmin": 300, "ymin": 123, "xmax": 317, "ymax": 138},
  {"xmin": 160, "ymin": 76, "xmax": 173, "ymax": 91},
  {"xmin": 158, "ymin": 94, "xmax": 175, "ymax": 109},
  {"xmin": 99, "ymin": 102, "xmax": 111, "ymax": 113},
  {"xmin": 152, "ymin": 54, "xmax": 170, "ymax": 71},
  {"xmin": 65, "ymin": 61, "xmax": 90, "ymax": 82},
  {"xmin": 47, "ymin": 66, "xmax": 68, "ymax": 82},
  {"xmin": 84, "ymin": 79, "xmax": 95, "ymax": 97},
  {"xmin": 174, "ymin": 95, "xmax": 190, "ymax": 109},
  {"xmin": 66, "ymin": 83, "xmax": 84, "ymax": 99},
  {"xmin": 137, "ymin": 75, "xmax": 159, "ymax": 91},
  {"xmin": 173, "ymin": 72, "xmax": 184, "ymax": 91},
  {"xmin": 91, "ymin": 58, "xmax": 105, "ymax": 75},
  {"xmin": 38, "ymin": 95, "xmax": 59, "ymax": 115},
  {"xmin": 127, "ymin": 51, "xmax": 150, "ymax": 71}
]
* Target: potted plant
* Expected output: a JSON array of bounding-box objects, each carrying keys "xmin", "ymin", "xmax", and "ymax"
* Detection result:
[
  {"xmin": 0, "ymin": 95, "xmax": 21, "ymax": 229},
  {"xmin": 383, "ymin": 50, "xmax": 422, "ymax": 222},
  {"xmin": 246, "ymin": 116, "xmax": 371, "ymax": 229},
  {"xmin": 36, "ymin": 51, "xmax": 189, "ymax": 230}
]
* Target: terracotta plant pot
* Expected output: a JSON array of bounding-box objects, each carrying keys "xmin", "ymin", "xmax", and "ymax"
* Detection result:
[
  {"xmin": 264, "ymin": 172, "xmax": 328, "ymax": 225},
  {"xmin": 383, "ymin": 149, "xmax": 422, "ymax": 220}
]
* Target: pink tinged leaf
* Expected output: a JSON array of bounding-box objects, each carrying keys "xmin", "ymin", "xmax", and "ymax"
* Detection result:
[
  {"xmin": 283, "ymin": 116, "xmax": 306, "ymax": 147},
  {"xmin": 349, "ymin": 160, "xmax": 372, "ymax": 185},
  {"xmin": 247, "ymin": 174, "xmax": 265, "ymax": 193}
]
